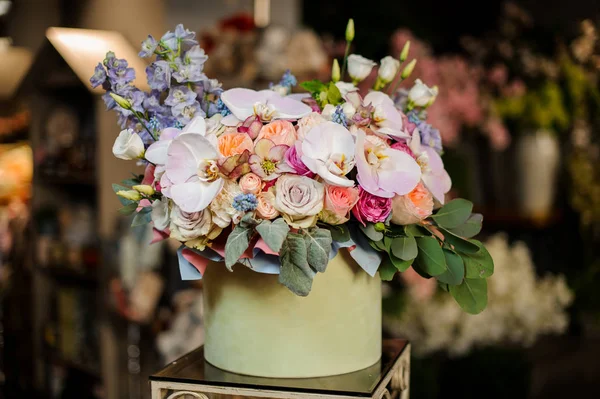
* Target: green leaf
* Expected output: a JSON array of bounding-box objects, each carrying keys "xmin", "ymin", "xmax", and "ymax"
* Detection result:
[
  {"xmin": 438, "ymin": 282, "xmax": 449, "ymax": 292},
  {"xmin": 256, "ymin": 218, "xmax": 289, "ymax": 252},
  {"xmin": 121, "ymin": 178, "xmax": 141, "ymax": 187},
  {"xmin": 391, "ymin": 236, "xmax": 418, "ymax": 261},
  {"xmin": 302, "ymin": 227, "xmax": 332, "ymax": 273},
  {"xmin": 448, "ymin": 213, "xmax": 483, "ymax": 238},
  {"xmin": 239, "ymin": 212, "xmax": 261, "ymax": 229},
  {"xmin": 404, "ymin": 224, "xmax": 429, "ymax": 237},
  {"xmin": 326, "ymin": 82, "xmax": 343, "ymax": 105},
  {"xmin": 436, "ymin": 249, "xmax": 465, "ymax": 286},
  {"xmin": 224, "ymin": 224, "xmax": 252, "ymax": 270},
  {"xmin": 325, "ymin": 224, "xmax": 350, "ymax": 242},
  {"xmin": 439, "ymin": 227, "xmax": 480, "ymax": 254},
  {"xmin": 379, "ymin": 258, "xmax": 398, "ymax": 281},
  {"xmin": 450, "ymin": 278, "xmax": 488, "ymax": 314},
  {"xmin": 118, "ymin": 202, "xmax": 138, "ymax": 216},
  {"xmin": 300, "ymin": 80, "xmax": 326, "ymax": 94},
  {"xmin": 390, "ymin": 254, "xmax": 412, "ymax": 272},
  {"xmin": 131, "ymin": 207, "xmax": 152, "ymax": 227},
  {"xmin": 113, "ymin": 183, "xmax": 134, "ymax": 206},
  {"xmin": 279, "ymin": 232, "xmax": 314, "ymax": 296},
  {"xmin": 414, "ymin": 236, "xmax": 447, "ymax": 276},
  {"xmin": 360, "ymin": 223, "xmax": 384, "ymax": 241},
  {"xmin": 431, "ymin": 199, "xmax": 473, "ymax": 229},
  {"xmin": 462, "ymin": 240, "xmax": 494, "ymax": 279},
  {"xmin": 369, "ymin": 240, "xmax": 386, "ymax": 252}
]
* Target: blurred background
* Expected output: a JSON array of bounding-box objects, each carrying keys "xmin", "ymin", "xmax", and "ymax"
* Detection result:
[{"xmin": 0, "ymin": 0, "xmax": 598, "ymax": 398}]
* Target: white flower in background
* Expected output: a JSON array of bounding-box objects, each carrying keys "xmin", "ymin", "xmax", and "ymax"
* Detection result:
[
  {"xmin": 112, "ymin": 129, "xmax": 145, "ymax": 160},
  {"xmin": 335, "ymin": 81, "xmax": 358, "ymax": 97},
  {"xmin": 347, "ymin": 54, "xmax": 376, "ymax": 83},
  {"xmin": 384, "ymin": 233, "xmax": 574, "ymax": 357},
  {"xmin": 378, "ymin": 56, "xmax": 400, "ymax": 83},
  {"xmin": 151, "ymin": 197, "xmax": 171, "ymax": 231},
  {"xmin": 408, "ymin": 79, "xmax": 439, "ymax": 107}
]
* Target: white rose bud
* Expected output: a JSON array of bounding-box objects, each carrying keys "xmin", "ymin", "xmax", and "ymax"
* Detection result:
[
  {"xmin": 378, "ymin": 56, "xmax": 400, "ymax": 83},
  {"xmin": 347, "ymin": 54, "xmax": 376, "ymax": 84},
  {"xmin": 113, "ymin": 129, "xmax": 145, "ymax": 160},
  {"xmin": 341, "ymin": 102, "xmax": 356, "ymax": 119},
  {"xmin": 408, "ymin": 79, "xmax": 439, "ymax": 108}
]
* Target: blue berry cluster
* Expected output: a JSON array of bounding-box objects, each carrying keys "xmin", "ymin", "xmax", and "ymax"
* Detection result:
[{"xmin": 232, "ymin": 193, "xmax": 258, "ymax": 212}]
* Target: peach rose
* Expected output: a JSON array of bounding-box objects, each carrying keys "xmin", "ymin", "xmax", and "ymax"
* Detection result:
[
  {"xmin": 256, "ymin": 191, "xmax": 279, "ymax": 220},
  {"xmin": 256, "ymin": 120, "xmax": 297, "ymax": 146},
  {"xmin": 320, "ymin": 185, "xmax": 359, "ymax": 225},
  {"xmin": 239, "ymin": 172, "xmax": 262, "ymax": 194},
  {"xmin": 390, "ymin": 182, "xmax": 434, "ymax": 225},
  {"xmin": 218, "ymin": 132, "xmax": 254, "ymax": 157}
]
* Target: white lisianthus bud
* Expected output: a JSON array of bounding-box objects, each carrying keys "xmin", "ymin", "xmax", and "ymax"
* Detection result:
[
  {"xmin": 112, "ymin": 129, "xmax": 145, "ymax": 160},
  {"xmin": 109, "ymin": 92, "xmax": 132, "ymax": 110},
  {"xmin": 378, "ymin": 56, "xmax": 401, "ymax": 83},
  {"xmin": 335, "ymin": 81, "xmax": 358, "ymax": 97},
  {"xmin": 347, "ymin": 54, "xmax": 376, "ymax": 84},
  {"xmin": 345, "ymin": 19, "xmax": 355, "ymax": 42},
  {"xmin": 331, "ymin": 59, "xmax": 341, "ymax": 83},
  {"xmin": 133, "ymin": 185, "xmax": 155, "ymax": 196},
  {"xmin": 401, "ymin": 59, "xmax": 417, "ymax": 80},
  {"xmin": 408, "ymin": 79, "xmax": 439, "ymax": 108},
  {"xmin": 321, "ymin": 104, "xmax": 336, "ymax": 120},
  {"xmin": 117, "ymin": 190, "xmax": 142, "ymax": 201},
  {"xmin": 399, "ymin": 41, "xmax": 411, "ymax": 62}
]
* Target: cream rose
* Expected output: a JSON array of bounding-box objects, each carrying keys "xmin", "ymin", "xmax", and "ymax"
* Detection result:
[
  {"xmin": 209, "ymin": 179, "xmax": 244, "ymax": 227},
  {"xmin": 256, "ymin": 190, "xmax": 279, "ymax": 220},
  {"xmin": 169, "ymin": 205, "xmax": 213, "ymax": 242},
  {"xmin": 391, "ymin": 182, "xmax": 434, "ymax": 225},
  {"xmin": 274, "ymin": 174, "xmax": 324, "ymax": 228},
  {"xmin": 239, "ymin": 173, "xmax": 263, "ymax": 195},
  {"xmin": 296, "ymin": 112, "xmax": 327, "ymax": 140}
]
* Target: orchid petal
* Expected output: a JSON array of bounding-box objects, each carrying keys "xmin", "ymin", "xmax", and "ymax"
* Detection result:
[
  {"xmin": 378, "ymin": 149, "xmax": 421, "ymax": 195},
  {"xmin": 221, "ymin": 88, "xmax": 263, "ymax": 120},
  {"xmin": 422, "ymin": 147, "xmax": 452, "ymax": 204},
  {"xmin": 181, "ymin": 116, "xmax": 206, "ymax": 135},
  {"xmin": 145, "ymin": 139, "xmax": 171, "ymax": 165},
  {"xmin": 221, "ymin": 114, "xmax": 242, "ymax": 126},
  {"xmin": 286, "ymin": 93, "xmax": 311, "ymax": 102},
  {"xmin": 345, "ymin": 91, "xmax": 363, "ymax": 108},
  {"xmin": 170, "ymin": 179, "xmax": 224, "ymax": 212},
  {"xmin": 315, "ymin": 163, "xmax": 354, "ymax": 187},
  {"xmin": 355, "ymin": 130, "xmax": 389, "ymax": 197},
  {"xmin": 166, "ymin": 133, "xmax": 218, "ymax": 184},
  {"xmin": 160, "ymin": 128, "xmax": 181, "ymax": 141},
  {"xmin": 262, "ymin": 91, "xmax": 312, "ymax": 119}
]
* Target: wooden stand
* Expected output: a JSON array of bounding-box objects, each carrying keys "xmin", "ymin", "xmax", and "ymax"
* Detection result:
[{"xmin": 150, "ymin": 339, "xmax": 410, "ymax": 399}]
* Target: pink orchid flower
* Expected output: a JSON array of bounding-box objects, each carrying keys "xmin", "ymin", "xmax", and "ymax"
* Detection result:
[
  {"xmin": 249, "ymin": 139, "xmax": 294, "ymax": 181},
  {"xmin": 346, "ymin": 91, "xmax": 410, "ymax": 140},
  {"xmin": 301, "ymin": 121, "xmax": 356, "ymax": 187},
  {"xmin": 165, "ymin": 131, "xmax": 224, "ymax": 212},
  {"xmin": 409, "ymin": 130, "xmax": 452, "ymax": 204},
  {"xmin": 355, "ymin": 129, "xmax": 421, "ymax": 198},
  {"xmin": 145, "ymin": 116, "xmax": 212, "ymax": 165},
  {"xmin": 220, "ymin": 88, "xmax": 312, "ymax": 126}
]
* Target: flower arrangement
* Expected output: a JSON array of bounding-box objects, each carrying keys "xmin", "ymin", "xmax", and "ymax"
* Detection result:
[
  {"xmin": 92, "ymin": 21, "xmax": 493, "ymax": 314},
  {"xmin": 384, "ymin": 234, "xmax": 573, "ymax": 356}
]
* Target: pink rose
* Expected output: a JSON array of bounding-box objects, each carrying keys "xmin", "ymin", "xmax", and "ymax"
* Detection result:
[
  {"xmin": 256, "ymin": 191, "xmax": 279, "ymax": 220},
  {"xmin": 352, "ymin": 187, "xmax": 392, "ymax": 226},
  {"xmin": 284, "ymin": 144, "xmax": 315, "ymax": 177},
  {"xmin": 391, "ymin": 182, "xmax": 434, "ymax": 225},
  {"xmin": 239, "ymin": 172, "xmax": 263, "ymax": 194},
  {"xmin": 321, "ymin": 185, "xmax": 360, "ymax": 225},
  {"xmin": 256, "ymin": 120, "xmax": 297, "ymax": 146}
]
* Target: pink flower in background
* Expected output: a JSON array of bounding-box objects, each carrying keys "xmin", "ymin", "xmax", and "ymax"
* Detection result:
[
  {"xmin": 484, "ymin": 118, "xmax": 511, "ymax": 151},
  {"xmin": 488, "ymin": 64, "xmax": 508, "ymax": 86},
  {"xmin": 352, "ymin": 187, "xmax": 392, "ymax": 226}
]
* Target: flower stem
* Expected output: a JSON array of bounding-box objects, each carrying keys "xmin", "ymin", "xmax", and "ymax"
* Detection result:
[
  {"xmin": 341, "ymin": 41, "xmax": 351, "ymax": 80},
  {"xmin": 133, "ymin": 111, "xmax": 158, "ymax": 141}
]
